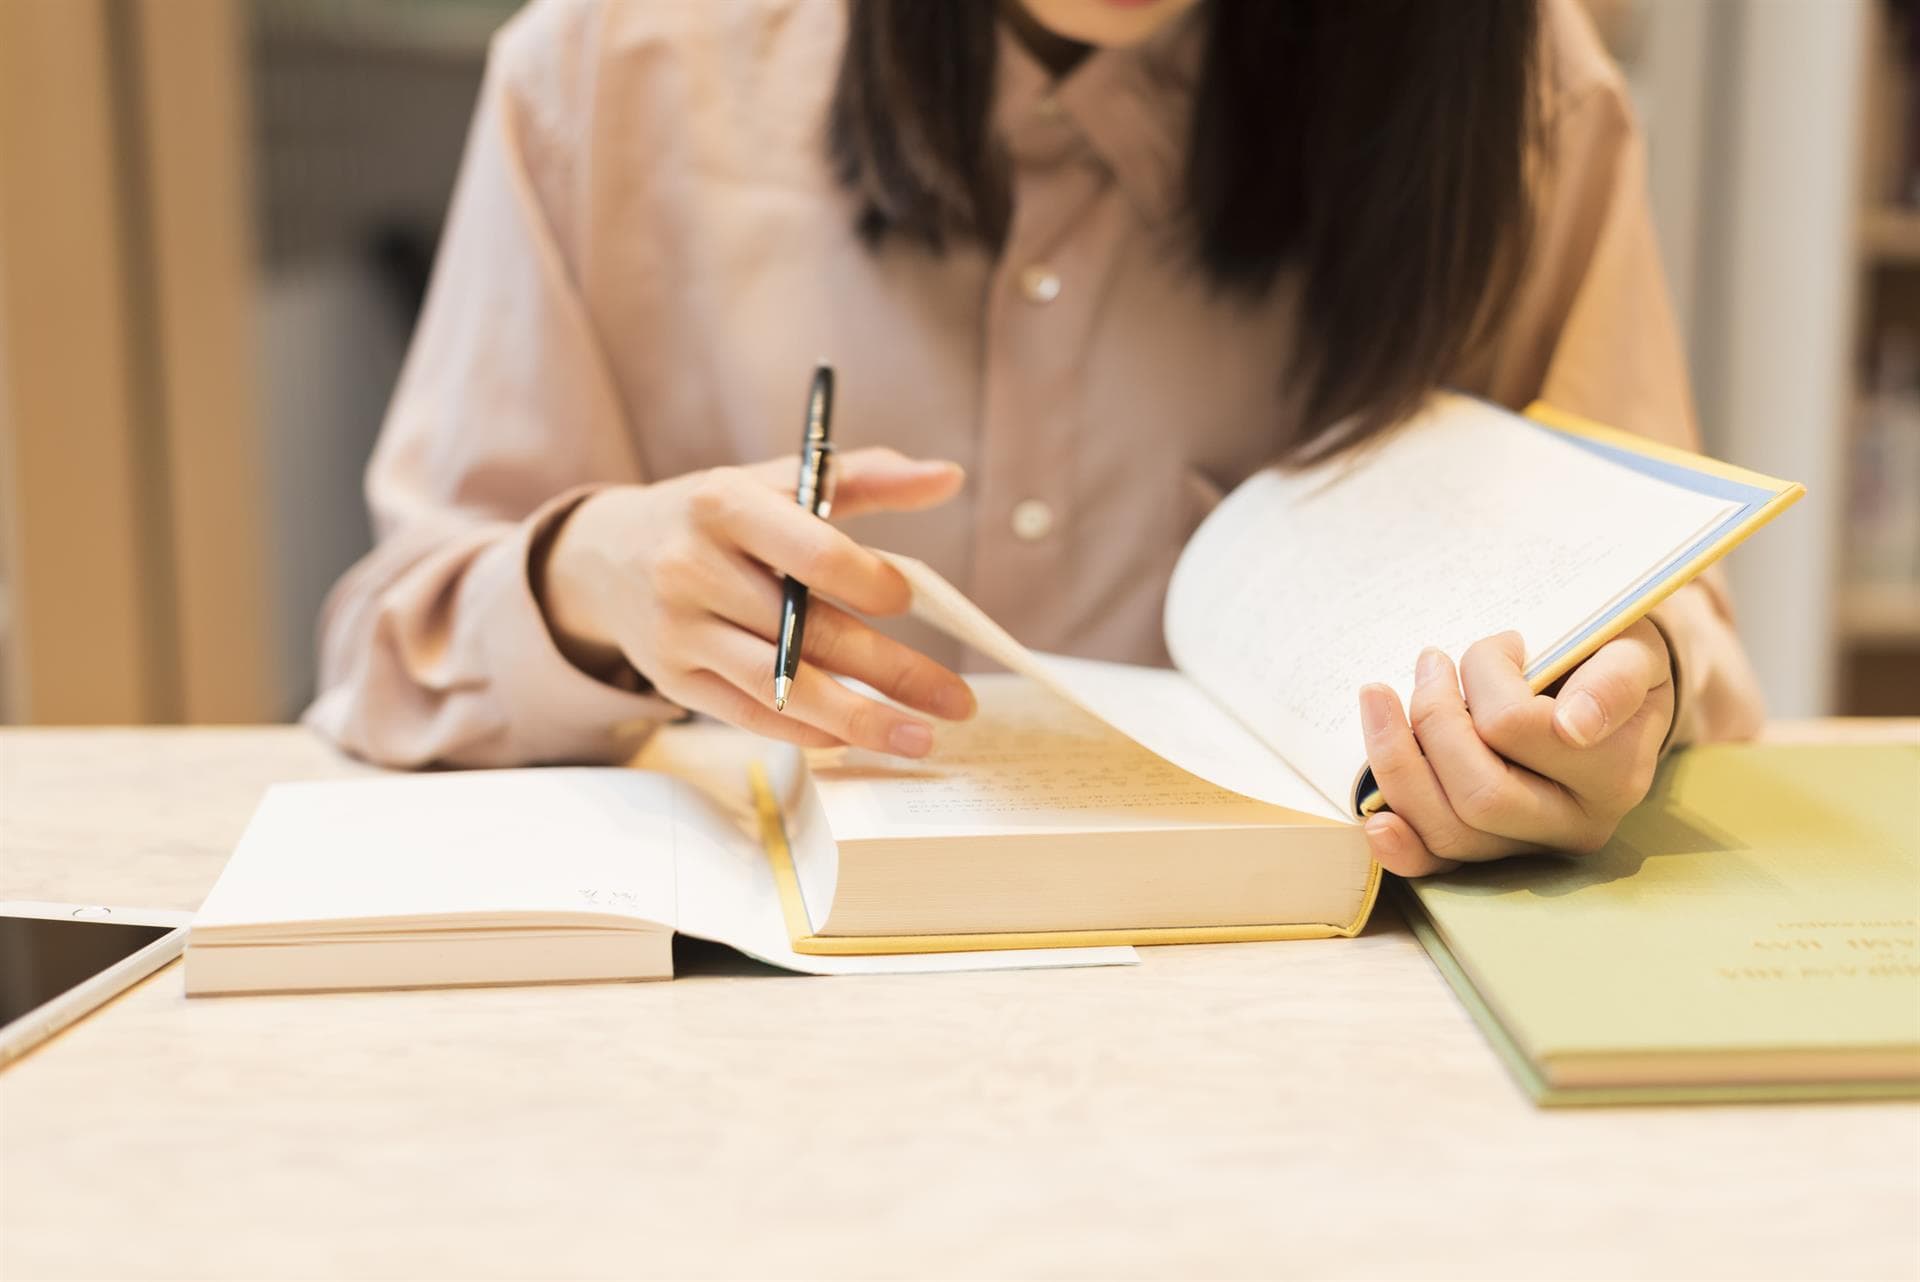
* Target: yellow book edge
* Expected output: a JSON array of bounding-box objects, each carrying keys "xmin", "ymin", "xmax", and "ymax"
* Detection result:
[
  {"xmin": 1518, "ymin": 400, "xmax": 1807, "ymax": 693},
  {"xmin": 747, "ymin": 763, "xmax": 1382, "ymax": 956},
  {"xmin": 1355, "ymin": 403, "xmax": 1806, "ymax": 816},
  {"xmin": 1395, "ymin": 880, "xmax": 1920, "ymax": 1106}
]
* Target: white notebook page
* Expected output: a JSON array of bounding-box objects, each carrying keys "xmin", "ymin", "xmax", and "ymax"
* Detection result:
[{"xmin": 193, "ymin": 770, "xmax": 680, "ymax": 936}]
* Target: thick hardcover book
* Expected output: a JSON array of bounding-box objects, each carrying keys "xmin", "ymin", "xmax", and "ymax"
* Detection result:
[{"xmin": 762, "ymin": 392, "xmax": 1798, "ymax": 954}]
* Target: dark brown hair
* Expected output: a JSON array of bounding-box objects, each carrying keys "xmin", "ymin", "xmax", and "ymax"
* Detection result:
[{"xmin": 828, "ymin": 0, "xmax": 1539, "ymax": 460}]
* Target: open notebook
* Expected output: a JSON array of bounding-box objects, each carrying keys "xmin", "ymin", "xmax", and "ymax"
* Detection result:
[{"xmin": 883, "ymin": 394, "xmax": 1802, "ymax": 823}]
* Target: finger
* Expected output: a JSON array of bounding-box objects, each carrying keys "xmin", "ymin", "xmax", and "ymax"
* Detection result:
[
  {"xmin": 1407, "ymin": 647, "xmax": 1590, "ymax": 845},
  {"xmin": 1359, "ymin": 682, "xmax": 1523, "ymax": 862},
  {"xmin": 689, "ymin": 469, "xmax": 910, "ymax": 615},
  {"xmin": 697, "ymin": 621, "xmax": 937, "ymax": 758},
  {"xmin": 741, "ymin": 447, "xmax": 966, "ymax": 520},
  {"xmin": 701, "ymin": 548, "xmax": 975, "ymax": 721},
  {"xmin": 829, "ymin": 447, "xmax": 966, "ymax": 519},
  {"xmin": 1553, "ymin": 619, "xmax": 1670, "ymax": 748},
  {"xmin": 1457, "ymin": 631, "xmax": 1578, "ymax": 777},
  {"xmin": 1405, "ymin": 644, "xmax": 1597, "ymax": 844},
  {"xmin": 797, "ymin": 600, "xmax": 975, "ymax": 720},
  {"xmin": 659, "ymin": 670, "xmax": 844, "ymax": 750},
  {"xmin": 1459, "ymin": 631, "xmax": 1666, "ymax": 829},
  {"xmin": 1362, "ymin": 811, "xmax": 1461, "ymax": 878}
]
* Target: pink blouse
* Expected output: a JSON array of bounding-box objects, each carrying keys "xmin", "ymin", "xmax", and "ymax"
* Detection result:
[{"xmin": 308, "ymin": 0, "xmax": 1764, "ymax": 768}]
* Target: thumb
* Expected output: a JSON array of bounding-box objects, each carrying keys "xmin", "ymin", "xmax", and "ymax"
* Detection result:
[
  {"xmin": 823, "ymin": 447, "xmax": 965, "ymax": 519},
  {"xmin": 1553, "ymin": 620, "xmax": 1670, "ymax": 748}
]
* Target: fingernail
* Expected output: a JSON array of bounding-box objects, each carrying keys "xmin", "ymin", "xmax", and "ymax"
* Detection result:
[
  {"xmin": 888, "ymin": 721, "xmax": 933, "ymax": 757},
  {"xmin": 934, "ymin": 682, "xmax": 976, "ymax": 720},
  {"xmin": 1359, "ymin": 685, "xmax": 1393, "ymax": 736},
  {"xmin": 1364, "ymin": 814, "xmax": 1398, "ymax": 859},
  {"xmin": 1556, "ymin": 691, "xmax": 1605, "ymax": 747},
  {"xmin": 1416, "ymin": 648, "xmax": 1444, "ymax": 685}
]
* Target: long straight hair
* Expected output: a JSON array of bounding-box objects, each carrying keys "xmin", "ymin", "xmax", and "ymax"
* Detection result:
[{"xmin": 827, "ymin": 0, "xmax": 1539, "ymax": 461}]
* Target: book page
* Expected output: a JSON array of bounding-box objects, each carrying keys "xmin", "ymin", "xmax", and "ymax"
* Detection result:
[
  {"xmin": 669, "ymin": 776, "xmax": 1136, "ymax": 974},
  {"xmin": 1163, "ymin": 394, "xmax": 1738, "ymax": 811},
  {"xmin": 193, "ymin": 770, "xmax": 682, "ymax": 938},
  {"xmin": 881, "ymin": 554, "xmax": 1345, "ymax": 820},
  {"xmin": 805, "ymin": 674, "xmax": 1329, "ymax": 842},
  {"xmin": 642, "ymin": 726, "xmax": 1137, "ymax": 974}
]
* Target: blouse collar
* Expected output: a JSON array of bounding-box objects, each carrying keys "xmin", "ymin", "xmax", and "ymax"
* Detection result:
[{"xmin": 993, "ymin": 9, "xmax": 1205, "ymax": 229}]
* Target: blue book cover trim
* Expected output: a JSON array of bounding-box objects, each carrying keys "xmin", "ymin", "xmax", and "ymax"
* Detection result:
[
  {"xmin": 1521, "ymin": 426, "xmax": 1780, "ymax": 680},
  {"xmin": 1351, "ymin": 410, "xmax": 1789, "ymax": 817}
]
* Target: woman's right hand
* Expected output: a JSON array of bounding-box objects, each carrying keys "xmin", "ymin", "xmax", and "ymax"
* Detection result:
[{"xmin": 534, "ymin": 448, "xmax": 975, "ymax": 756}]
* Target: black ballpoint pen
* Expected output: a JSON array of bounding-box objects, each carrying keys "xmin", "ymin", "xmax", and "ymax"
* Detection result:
[{"xmin": 774, "ymin": 364, "xmax": 835, "ymax": 712}]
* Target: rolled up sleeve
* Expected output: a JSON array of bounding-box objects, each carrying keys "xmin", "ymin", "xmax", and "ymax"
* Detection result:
[{"xmin": 306, "ymin": 5, "xmax": 678, "ymax": 767}]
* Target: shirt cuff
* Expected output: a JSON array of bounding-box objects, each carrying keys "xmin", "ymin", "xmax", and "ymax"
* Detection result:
[
  {"xmin": 1643, "ymin": 607, "xmax": 1685, "ymax": 755},
  {"xmin": 464, "ymin": 485, "xmax": 683, "ymax": 764}
]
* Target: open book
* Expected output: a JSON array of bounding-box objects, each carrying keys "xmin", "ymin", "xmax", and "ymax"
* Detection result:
[
  {"xmin": 185, "ymin": 727, "xmax": 1135, "ymax": 996},
  {"xmin": 772, "ymin": 675, "xmax": 1377, "ymax": 952},
  {"xmin": 753, "ymin": 395, "xmax": 1801, "ymax": 957},
  {"xmin": 880, "ymin": 395, "xmax": 1802, "ymax": 823}
]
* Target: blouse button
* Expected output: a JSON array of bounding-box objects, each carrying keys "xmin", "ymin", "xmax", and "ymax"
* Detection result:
[
  {"xmin": 1018, "ymin": 265, "xmax": 1062, "ymax": 304},
  {"xmin": 1010, "ymin": 499, "xmax": 1056, "ymax": 542}
]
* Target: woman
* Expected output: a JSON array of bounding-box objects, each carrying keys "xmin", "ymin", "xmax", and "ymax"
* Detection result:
[{"xmin": 310, "ymin": 0, "xmax": 1764, "ymax": 877}]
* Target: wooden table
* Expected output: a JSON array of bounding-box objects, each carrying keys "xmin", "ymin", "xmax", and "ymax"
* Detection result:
[{"xmin": 3, "ymin": 724, "xmax": 1916, "ymax": 1281}]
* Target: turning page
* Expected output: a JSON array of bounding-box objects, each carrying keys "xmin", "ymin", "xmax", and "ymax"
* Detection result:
[
  {"xmin": 882, "ymin": 394, "xmax": 1795, "ymax": 818},
  {"xmin": 880, "ymin": 552, "xmax": 1343, "ymax": 820},
  {"xmin": 1163, "ymin": 394, "xmax": 1741, "ymax": 811}
]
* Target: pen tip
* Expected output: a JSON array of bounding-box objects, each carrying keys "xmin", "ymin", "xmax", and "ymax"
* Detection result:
[{"xmin": 773, "ymin": 676, "xmax": 791, "ymax": 713}]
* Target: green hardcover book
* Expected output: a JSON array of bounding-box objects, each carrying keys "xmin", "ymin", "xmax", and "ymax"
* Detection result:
[{"xmin": 1399, "ymin": 742, "xmax": 1920, "ymax": 1105}]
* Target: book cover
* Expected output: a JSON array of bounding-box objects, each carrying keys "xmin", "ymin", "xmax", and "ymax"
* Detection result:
[{"xmin": 1400, "ymin": 742, "xmax": 1920, "ymax": 1105}]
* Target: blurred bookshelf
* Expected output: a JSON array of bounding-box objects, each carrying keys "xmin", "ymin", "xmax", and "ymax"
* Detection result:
[
  {"xmin": 1841, "ymin": 0, "xmax": 1920, "ymax": 711},
  {"xmin": 1839, "ymin": 581, "xmax": 1920, "ymax": 641},
  {"xmin": 1864, "ymin": 205, "xmax": 1920, "ymax": 262}
]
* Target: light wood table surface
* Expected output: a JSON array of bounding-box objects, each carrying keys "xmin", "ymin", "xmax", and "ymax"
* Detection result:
[{"xmin": 3, "ymin": 723, "xmax": 1916, "ymax": 1281}]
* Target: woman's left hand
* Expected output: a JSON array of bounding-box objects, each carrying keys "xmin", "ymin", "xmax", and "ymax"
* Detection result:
[{"xmin": 1357, "ymin": 620, "xmax": 1674, "ymax": 876}]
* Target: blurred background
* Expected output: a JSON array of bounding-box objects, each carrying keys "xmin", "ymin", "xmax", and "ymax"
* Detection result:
[{"xmin": 0, "ymin": 0, "xmax": 1913, "ymax": 728}]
